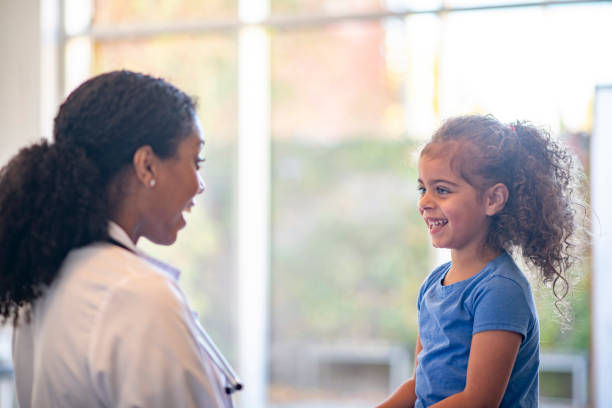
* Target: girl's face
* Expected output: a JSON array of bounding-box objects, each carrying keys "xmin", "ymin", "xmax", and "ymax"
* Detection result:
[{"xmin": 417, "ymin": 151, "xmax": 491, "ymax": 254}]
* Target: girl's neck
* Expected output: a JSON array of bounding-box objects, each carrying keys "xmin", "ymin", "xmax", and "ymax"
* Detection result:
[{"xmin": 444, "ymin": 245, "xmax": 502, "ymax": 286}]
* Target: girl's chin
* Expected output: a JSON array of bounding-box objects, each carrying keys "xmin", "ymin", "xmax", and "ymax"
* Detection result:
[{"xmin": 430, "ymin": 239, "xmax": 450, "ymax": 250}]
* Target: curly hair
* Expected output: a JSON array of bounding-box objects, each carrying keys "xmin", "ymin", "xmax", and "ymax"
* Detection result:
[
  {"xmin": 0, "ymin": 70, "xmax": 197, "ymax": 325},
  {"xmin": 422, "ymin": 114, "xmax": 582, "ymax": 307}
]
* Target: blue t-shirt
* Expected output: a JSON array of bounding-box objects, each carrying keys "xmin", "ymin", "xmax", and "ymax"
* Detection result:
[{"xmin": 415, "ymin": 252, "xmax": 539, "ymax": 407}]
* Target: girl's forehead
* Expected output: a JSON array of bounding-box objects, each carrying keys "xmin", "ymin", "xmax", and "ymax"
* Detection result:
[
  {"xmin": 421, "ymin": 140, "xmax": 461, "ymax": 158},
  {"xmin": 418, "ymin": 155, "xmax": 457, "ymax": 181},
  {"xmin": 419, "ymin": 155, "xmax": 449, "ymax": 169},
  {"xmin": 419, "ymin": 142, "xmax": 460, "ymax": 170},
  {"xmin": 418, "ymin": 141, "xmax": 476, "ymax": 183}
]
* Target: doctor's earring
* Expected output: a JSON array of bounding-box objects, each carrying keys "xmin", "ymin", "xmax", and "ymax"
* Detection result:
[{"xmin": 149, "ymin": 179, "xmax": 156, "ymax": 188}]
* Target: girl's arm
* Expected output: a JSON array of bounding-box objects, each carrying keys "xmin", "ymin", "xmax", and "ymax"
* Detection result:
[
  {"xmin": 375, "ymin": 334, "xmax": 423, "ymax": 408},
  {"xmin": 430, "ymin": 330, "xmax": 522, "ymax": 408}
]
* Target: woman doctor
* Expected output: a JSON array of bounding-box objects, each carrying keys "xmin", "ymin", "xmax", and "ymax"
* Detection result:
[{"xmin": 0, "ymin": 70, "xmax": 240, "ymax": 407}]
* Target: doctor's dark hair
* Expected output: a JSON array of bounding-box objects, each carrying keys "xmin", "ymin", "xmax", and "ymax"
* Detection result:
[
  {"xmin": 421, "ymin": 115, "xmax": 583, "ymax": 308},
  {"xmin": 0, "ymin": 70, "xmax": 197, "ymax": 324}
]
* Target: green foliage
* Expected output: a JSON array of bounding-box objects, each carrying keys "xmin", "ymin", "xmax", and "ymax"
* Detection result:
[
  {"xmin": 271, "ymin": 138, "xmax": 429, "ymax": 345},
  {"xmin": 535, "ymin": 262, "xmax": 591, "ymax": 351}
]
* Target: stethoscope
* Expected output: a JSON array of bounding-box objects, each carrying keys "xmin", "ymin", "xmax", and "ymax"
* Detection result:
[
  {"xmin": 193, "ymin": 319, "xmax": 243, "ymax": 394},
  {"xmin": 107, "ymin": 237, "xmax": 243, "ymax": 395}
]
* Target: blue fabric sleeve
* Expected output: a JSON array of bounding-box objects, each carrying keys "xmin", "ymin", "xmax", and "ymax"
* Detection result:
[{"xmin": 471, "ymin": 276, "xmax": 531, "ymax": 339}]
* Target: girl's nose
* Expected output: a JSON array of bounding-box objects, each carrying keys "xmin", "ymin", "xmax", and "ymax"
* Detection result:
[{"xmin": 418, "ymin": 193, "xmax": 433, "ymax": 213}]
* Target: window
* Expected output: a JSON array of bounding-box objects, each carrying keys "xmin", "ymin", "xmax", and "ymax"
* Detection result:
[{"xmin": 57, "ymin": 1, "xmax": 611, "ymax": 406}]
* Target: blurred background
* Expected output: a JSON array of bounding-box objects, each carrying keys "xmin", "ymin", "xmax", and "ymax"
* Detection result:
[{"xmin": 1, "ymin": 0, "xmax": 612, "ymax": 407}]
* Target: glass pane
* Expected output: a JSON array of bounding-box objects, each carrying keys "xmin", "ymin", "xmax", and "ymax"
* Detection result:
[
  {"xmin": 270, "ymin": 21, "xmax": 430, "ymax": 406},
  {"xmin": 439, "ymin": 4, "xmax": 612, "ymax": 130},
  {"xmin": 436, "ymin": 3, "xmax": 608, "ymax": 403},
  {"xmin": 93, "ymin": 0, "xmax": 237, "ymax": 26},
  {"xmin": 272, "ymin": 22, "xmax": 409, "ymax": 140},
  {"xmin": 270, "ymin": 3, "xmax": 607, "ymax": 405},
  {"xmin": 272, "ymin": 0, "xmax": 384, "ymax": 16},
  {"xmin": 93, "ymin": 34, "xmax": 237, "ymax": 141},
  {"xmin": 443, "ymin": 0, "xmax": 547, "ymax": 7},
  {"xmin": 91, "ymin": 34, "xmax": 239, "ymax": 362}
]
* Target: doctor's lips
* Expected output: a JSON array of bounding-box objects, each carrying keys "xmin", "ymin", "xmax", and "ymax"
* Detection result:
[{"xmin": 183, "ymin": 201, "xmax": 196, "ymax": 213}]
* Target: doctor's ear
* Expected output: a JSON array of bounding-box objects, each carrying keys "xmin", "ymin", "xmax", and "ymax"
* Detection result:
[
  {"xmin": 484, "ymin": 183, "xmax": 509, "ymax": 216},
  {"xmin": 132, "ymin": 145, "xmax": 158, "ymax": 188}
]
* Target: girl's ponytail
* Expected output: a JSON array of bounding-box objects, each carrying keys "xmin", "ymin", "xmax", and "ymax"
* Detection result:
[
  {"xmin": 506, "ymin": 122, "xmax": 577, "ymax": 303},
  {"xmin": 0, "ymin": 140, "xmax": 108, "ymax": 324}
]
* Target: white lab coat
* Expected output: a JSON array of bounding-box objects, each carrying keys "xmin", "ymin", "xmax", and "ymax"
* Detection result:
[{"xmin": 12, "ymin": 222, "xmax": 235, "ymax": 408}]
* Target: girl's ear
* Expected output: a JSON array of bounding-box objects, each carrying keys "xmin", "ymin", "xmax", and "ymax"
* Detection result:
[
  {"xmin": 132, "ymin": 145, "xmax": 158, "ymax": 188},
  {"xmin": 484, "ymin": 183, "xmax": 509, "ymax": 216}
]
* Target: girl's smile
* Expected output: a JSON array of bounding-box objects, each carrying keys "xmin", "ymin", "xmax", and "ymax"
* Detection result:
[
  {"xmin": 425, "ymin": 217, "xmax": 448, "ymax": 234},
  {"xmin": 417, "ymin": 152, "xmax": 491, "ymax": 255}
]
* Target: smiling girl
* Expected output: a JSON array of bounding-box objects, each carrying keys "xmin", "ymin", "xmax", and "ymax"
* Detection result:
[{"xmin": 377, "ymin": 115, "xmax": 582, "ymax": 407}]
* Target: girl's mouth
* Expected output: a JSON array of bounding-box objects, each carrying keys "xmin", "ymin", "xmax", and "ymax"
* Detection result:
[{"xmin": 426, "ymin": 218, "xmax": 448, "ymax": 233}]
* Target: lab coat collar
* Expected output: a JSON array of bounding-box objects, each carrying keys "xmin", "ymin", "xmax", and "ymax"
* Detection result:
[
  {"xmin": 108, "ymin": 221, "xmax": 139, "ymax": 253},
  {"xmin": 107, "ymin": 221, "xmax": 181, "ymax": 282}
]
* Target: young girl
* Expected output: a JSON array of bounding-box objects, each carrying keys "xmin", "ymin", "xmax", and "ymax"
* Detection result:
[{"xmin": 377, "ymin": 115, "xmax": 580, "ymax": 407}]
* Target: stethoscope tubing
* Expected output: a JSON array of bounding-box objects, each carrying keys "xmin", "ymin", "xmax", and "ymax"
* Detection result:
[
  {"xmin": 194, "ymin": 319, "xmax": 243, "ymax": 394},
  {"xmin": 106, "ymin": 238, "xmax": 243, "ymax": 395}
]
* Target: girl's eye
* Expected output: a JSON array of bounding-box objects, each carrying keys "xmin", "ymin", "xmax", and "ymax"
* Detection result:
[
  {"xmin": 417, "ymin": 186, "xmax": 426, "ymax": 195},
  {"xmin": 436, "ymin": 186, "xmax": 450, "ymax": 194}
]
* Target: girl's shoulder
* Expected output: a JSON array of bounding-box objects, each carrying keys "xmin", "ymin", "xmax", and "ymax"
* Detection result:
[
  {"xmin": 483, "ymin": 252, "xmax": 531, "ymax": 290},
  {"xmin": 469, "ymin": 253, "xmax": 537, "ymax": 316}
]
